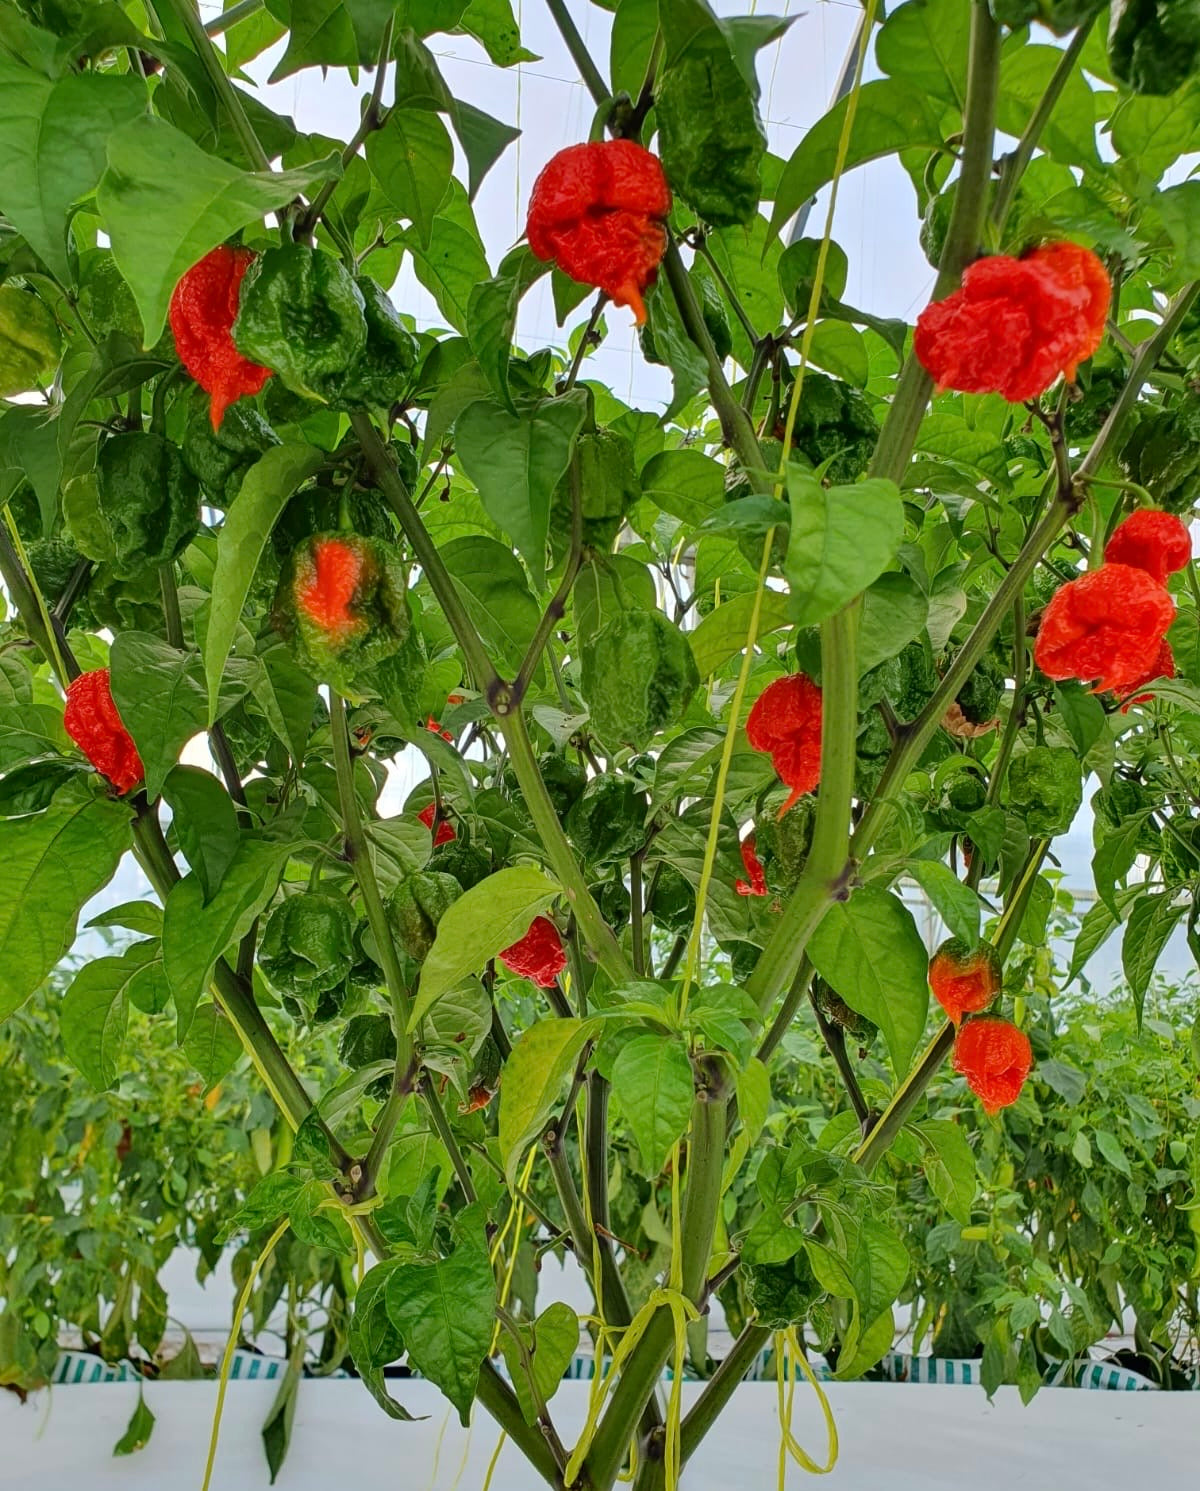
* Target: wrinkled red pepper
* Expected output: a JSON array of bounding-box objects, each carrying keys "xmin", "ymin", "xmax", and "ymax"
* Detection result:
[
  {"xmin": 1104, "ymin": 508, "xmax": 1192, "ymax": 585},
  {"xmin": 735, "ymin": 836, "xmax": 767, "ymax": 896},
  {"xmin": 63, "ymin": 668, "xmax": 144, "ymax": 794},
  {"xmin": 1033, "ymin": 563, "xmax": 1174, "ymax": 694},
  {"xmin": 169, "ymin": 245, "xmax": 272, "ymax": 430},
  {"xmin": 914, "ymin": 242, "xmax": 1111, "ymax": 403},
  {"xmin": 526, "ymin": 141, "xmax": 671, "ymax": 324},
  {"xmin": 499, "ymin": 915, "xmax": 567, "ymax": 987},
  {"xmin": 418, "ymin": 801, "xmax": 457, "ymax": 846},
  {"xmin": 953, "ymin": 1017, "xmax": 1033, "ymax": 1115},
  {"xmin": 929, "ymin": 938, "xmax": 1002, "ymax": 1026},
  {"xmin": 746, "ymin": 673, "xmax": 823, "ymax": 814}
]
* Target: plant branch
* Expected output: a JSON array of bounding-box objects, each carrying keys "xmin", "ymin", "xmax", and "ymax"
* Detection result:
[
  {"xmin": 542, "ymin": 0, "xmax": 609, "ymax": 109},
  {"xmin": 204, "ymin": 0, "xmax": 262, "ymax": 34},
  {"xmin": 422, "ymin": 1076, "xmax": 477, "ymax": 1203},
  {"xmin": 513, "ymin": 458, "xmax": 582, "ymax": 704}
]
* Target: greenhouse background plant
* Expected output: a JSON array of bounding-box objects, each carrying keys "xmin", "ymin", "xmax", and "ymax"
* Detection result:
[{"xmin": 3, "ymin": 0, "xmax": 1200, "ymax": 1485}]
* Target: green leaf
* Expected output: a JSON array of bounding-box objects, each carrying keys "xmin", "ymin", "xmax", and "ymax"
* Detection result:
[
  {"xmin": 642, "ymin": 278, "xmax": 706, "ymax": 417},
  {"xmin": 1052, "ymin": 682, "xmax": 1107, "ymax": 759},
  {"xmin": 467, "ymin": 247, "xmax": 548, "ymax": 411},
  {"xmin": 1157, "ymin": 181, "xmax": 1200, "ymax": 281},
  {"xmin": 252, "ymin": 640, "xmax": 319, "ymax": 763},
  {"xmin": 454, "ymin": 393, "xmax": 587, "ymax": 587},
  {"xmin": 1094, "ymin": 1128, "xmax": 1131, "ymax": 1177},
  {"xmin": 405, "ymin": 183, "xmax": 491, "ymax": 333},
  {"xmin": 441, "ymin": 535, "xmax": 541, "ymax": 671},
  {"xmin": 611, "ymin": 0, "xmax": 659, "ymax": 98},
  {"xmin": 918, "ymin": 1119, "xmax": 975, "ymax": 1225},
  {"xmin": 451, "ymin": 100, "xmax": 520, "ymax": 201},
  {"xmin": 0, "ymin": 789, "xmax": 130, "ymax": 1022},
  {"xmin": 0, "ymin": 61, "xmax": 143, "ymax": 282},
  {"xmin": 366, "ymin": 106, "xmax": 455, "ymax": 249},
  {"xmin": 858, "ymin": 572, "xmax": 929, "ymax": 674},
  {"xmin": 88, "ymin": 900, "xmax": 163, "ymax": 936},
  {"xmin": 97, "ymin": 118, "xmax": 340, "ymax": 345},
  {"xmin": 457, "ymin": 0, "xmax": 538, "ymax": 65},
  {"xmin": 385, "ymin": 1205, "xmax": 496, "ymax": 1424},
  {"xmin": 61, "ymin": 941, "xmax": 161, "ymax": 1090},
  {"xmin": 350, "ymin": 1262, "xmax": 417, "ymax": 1420},
  {"xmin": 261, "ymin": 1345, "xmax": 302, "ymax": 1485},
  {"xmin": 1092, "ymin": 816, "xmax": 1147, "ymax": 918},
  {"xmin": 162, "ymin": 766, "xmax": 240, "ymax": 903},
  {"xmin": 807, "ymin": 320, "xmax": 869, "ymax": 387},
  {"xmin": 783, "ymin": 473, "xmax": 904, "ymax": 627},
  {"xmin": 768, "ymin": 79, "xmax": 945, "ymax": 246},
  {"xmin": 907, "ymin": 861, "xmax": 981, "ymax": 944},
  {"xmin": 1121, "ymin": 891, "xmax": 1184, "ymax": 1027},
  {"xmin": 113, "ymin": 1392, "xmax": 155, "ymax": 1457},
  {"xmin": 415, "ymin": 866, "xmax": 561, "ymax": 1023},
  {"xmin": 498, "ymin": 1017, "xmax": 598, "ymax": 1184},
  {"xmin": 0, "ymin": 759, "xmax": 82, "ymax": 818},
  {"xmin": 640, "ymin": 448, "xmax": 725, "ymax": 526},
  {"xmin": 1037, "ymin": 1058, "xmax": 1087, "ymax": 1107},
  {"xmin": 611, "ymin": 1033, "xmax": 694, "ymax": 1175},
  {"xmin": 499, "ymin": 1301, "xmax": 579, "ymax": 1424},
  {"xmin": 109, "ymin": 632, "xmax": 207, "ymax": 801},
  {"xmin": 689, "ymin": 590, "xmax": 793, "ymax": 677},
  {"xmin": 997, "ymin": 43, "xmax": 1098, "ymax": 166},
  {"xmin": 808, "ymin": 887, "xmax": 930, "ymax": 1077},
  {"xmin": 205, "ymin": 444, "xmax": 324, "ymax": 722},
  {"xmin": 183, "ymin": 1001, "xmax": 242, "ymax": 1092},
  {"xmin": 163, "ymin": 834, "xmax": 293, "ymax": 1038},
  {"xmin": 266, "ymin": 0, "xmax": 396, "ymax": 77},
  {"xmin": 876, "ymin": 0, "xmax": 969, "ymax": 108}
]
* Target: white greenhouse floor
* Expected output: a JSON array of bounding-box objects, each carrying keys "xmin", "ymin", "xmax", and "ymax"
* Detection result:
[{"xmin": 3, "ymin": 1378, "xmax": 1195, "ymax": 1489}]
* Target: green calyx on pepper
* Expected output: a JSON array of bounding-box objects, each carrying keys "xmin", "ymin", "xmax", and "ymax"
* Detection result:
[
  {"xmin": 259, "ymin": 890, "xmax": 356, "ymax": 1011},
  {"xmin": 0, "ymin": 285, "xmax": 61, "ymax": 398},
  {"xmin": 79, "ymin": 432, "xmax": 200, "ymax": 578},
  {"xmin": 581, "ymin": 609, "xmax": 700, "ymax": 750},
  {"xmin": 386, "ymin": 871, "xmax": 463, "ymax": 961},
  {"xmin": 273, "ymin": 532, "xmax": 410, "ymax": 691}
]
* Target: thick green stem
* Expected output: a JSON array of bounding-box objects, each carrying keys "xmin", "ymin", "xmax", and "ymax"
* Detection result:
[
  {"xmin": 582, "ymin": 1097, "xmax": 725, "ymax": 1491},
  {"xmin": 661, "ymin": 244, "xmax": 763, "ymax": 479},
  {"xmin": 501, "ymin": 708, "xmax": 631, "ymax": 984},
  {"xmin": 476, "ymin": 1361, "xmax": 565, "ymax": 1489},
  {"xmin": 156, "ymin": 0, "xmax": 271, "ymax": 172},
  {"xmin": 678, "ymin": 1322, "xmax": 770, "ymax": 1462},
  {"xmin": 988, "ymin": 19, "xmax": 1093, "ymax": 235},
  {"xmin": 542, "ymin": 0, "xmax": 609, "ymax": 108},
  {"xmin": 869, "ymin": 1, "xmax": 1001, "ymax": 485},
  {"xmin": 746, "ymin": 603, "xmax": 859, "ymax": 1015},
  {"xmin": 204, "ymin": 0, "xmax": 262, "ymax": 34}
]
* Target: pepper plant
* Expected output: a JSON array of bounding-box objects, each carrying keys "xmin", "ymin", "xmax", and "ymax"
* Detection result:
[{"xmin": 4, "ymin": 0, "xmax": 1200, "ymax": 1484}]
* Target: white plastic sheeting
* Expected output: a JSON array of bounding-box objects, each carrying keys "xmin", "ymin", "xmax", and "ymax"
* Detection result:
[{"xmin": 4, "ymin": 1379, "xmax": 1196, "ymax": 1489}]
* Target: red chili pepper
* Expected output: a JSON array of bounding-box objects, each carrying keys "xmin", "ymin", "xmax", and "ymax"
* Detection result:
[
  {"xmin": 418, "ymin": 801, "xmax": 457, "ymax": 846},
  {"xmin": 169, "ymin": 245, "xmax": 272, "ymax": 430},
  {"xmin": 953, "ymin": 1017, "xmax": 1033, "ymax": 1115},
  {"xmin": 499, "ymin": 915, "xmax": 567, "ymax": 987},
  {"xmin": 746, "ymin": 673, "xmax": 823, "ymax": 814},
  {"xmin": 1033, "ymin": 563, "xmax": 1174, "ymax": 695},
  {"xmin": 1120, "ymin": 638, "xmax": 1175, "ymax": 713},
  {"xmin": 298, "ymin": 537, "xmax": 363, "ymax": 639},
  {"xmin": 526, "ymin": 140, "xmax": 671, "ymax": 325},
  {"xmin": 929, "ymin": 938, "xmax": 1002, "ymax": 1026},
  {"xmin": 914, "ymin": 242, "xmax": 1111, "ymax": 403},
  {"xmin": 426, "ymin": 715, "xmax": 454, "ymax": 742},
  {"xmin": 63, "ymin": 668, "xmax": 144, "ymax": 794},
  {"xmin": 1104, "ymin": 509, "xmax": 1192, "ymax": 585},
  {"xmin": 734, "ymin": 836, "xmax": 767, "ymax": 897}
]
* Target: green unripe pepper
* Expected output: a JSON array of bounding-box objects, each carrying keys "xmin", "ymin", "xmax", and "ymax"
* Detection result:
[
  {"xmin": 1006, "ymin": 746, "xmax": 1082, "ymax": 837},
  {"xmin": 25, "ymin": 537, "xmax": 90, "ymax": 621},
  {"xmin": 594, "ymin": 877, "xmax": 631, "ymax": 932},
  {"xmin": 788, "ymin": 372, "xmax": 879, "ymax": 485},
  {"xmin": 1119, "ymin": 401, "xmax": 1200, "ymax": 514},
  {"xmin": 1092, "ymin": 778, "xmax": 1160, "ymax": 856},
  {"xmin": 272, "ymin": 532, "xmax": 410, "ymax": 692},
  {"xmin": 88, "ymin": 432, "xmax": 200, "ymax": 578},
  {"xmin": 1161, "ymin": 816, "xmax": 1200, "ymax": 882},
  {"xmin": 550, "ymin": 428, "xmax": 640, "ymax": 556},
  {"xmin": 955, "ymin": 656, "xmax": 1005, "ymax": 726},
  {"xmin": 988, "ymin": 0, "xmax": 1103, "ymax": 34},
  {"xmin": 428, "ymin": 839, "xmax": 492, "ymax": 890},
  {"xmin": 581, "ymin": 609, "xmax": 700, "ymax": 750},
  {"xmin": 182, "ymin": 396, "xmax": 280, "ymax": 505},
  {"xmin": 742, "ymin": 1249, "xmax": 824, "ymax": 1330},
  {"xmin": 387, "ymin": 871, "xmax": 462, "ymax": 961},
  {"xmin": 259, "ymin": 891, "xmax": 356, "ymax": 1008},
  {"xmin": 1109, "ymin": 0, "xmax": 1200, "ymax": 94},
  {"xmin": 656, "ymin": 41, "xmax": 766, "ymax": 227},
  {"xmin": 567, "ymin": 774, "xmax": 649, "ymax": 865},
  {"xmin": 272, "ymin": 484, "xmax": 396, "ymax": 559},
  {"xmin": 85, "ymin": 563, "xmax": 163, "ymax": 633},
  {"xmin": 232, "ymin": 243, "xmax": 367, "ymax": 399},
  {"xmin": 648, "ymin": 863, "xmax": 695, "ymax": 936},
  {"xmin": 517, "ymin": 752, "xmax": 588, "ymax": 819},
  {"xmin": 308, "ymin": 276, "xmax": 418, "ymax": 411},
  {"xmin": 0, "ymin": 285, "xmax": 60, "ymax": 397},
  {"xmin": 891, "ymin": 640, "xmax": 940, "ymax": 722},
  {"xmin": 640, "ymin": 276, "xmax": 732, "ymax": 364},
  {"xmin": 755, "ymin": 800, "xmax": 815, "ymax": 894},
  {"xmin": 340, "ymin": 1012, "xmax": 397, "ymax": 1071}
]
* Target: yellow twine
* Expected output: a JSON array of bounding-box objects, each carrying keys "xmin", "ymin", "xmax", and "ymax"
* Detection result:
[
  {"xmin": 200, "ymin": 1217, "xmax": 290, "ymax": 1491},
  {"xmin": 490, "ymin": 1147, "xmax": 538, "ymax": 1352},
  {"xmin": 482, "ymin": 1430, "xmax": 507, "ymax": 1491},
  {"xmin": 774, "ymin": 1328, "xmax": 839, "ymax": 1482}
]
